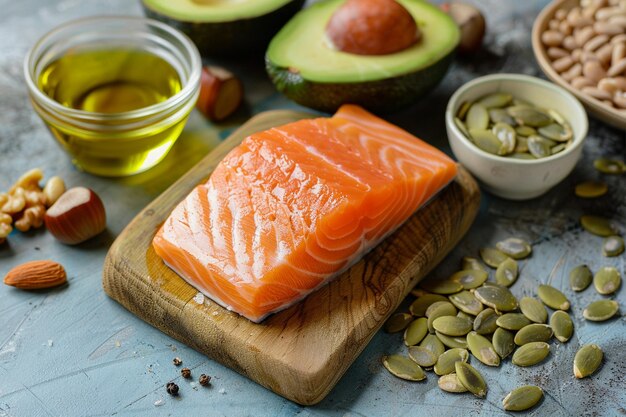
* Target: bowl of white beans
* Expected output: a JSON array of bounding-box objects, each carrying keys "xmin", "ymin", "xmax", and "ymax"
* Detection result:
[{"xmin": 533, "ymin": 0, "xmax": 626, "ymax": 129}]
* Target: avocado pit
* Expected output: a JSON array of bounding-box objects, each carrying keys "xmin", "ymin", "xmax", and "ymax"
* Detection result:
[{"xmin": 326, "ymin": 0, "xmax": 421, "ymax": 55}]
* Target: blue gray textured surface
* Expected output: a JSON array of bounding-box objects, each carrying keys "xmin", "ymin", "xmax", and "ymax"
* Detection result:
[{"xmin": 0, "ymin": 0, "xmax": 624, "ymax": 416}]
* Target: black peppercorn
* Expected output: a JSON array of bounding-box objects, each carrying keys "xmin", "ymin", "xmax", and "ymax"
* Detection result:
[
  {"xmin": 173, "ymin": 357, "xmax": 182, "ymax": 366},
  {"xmin": 199, "ymin": 374, "xmax": 211, "ymax": 386},
  {"xmin": 181, "ymin": 368, "xmax": 191, "ymax": 379},
  {"xmin": 166, "ymin": 382, "xmax": 179, "ymax": 396}
]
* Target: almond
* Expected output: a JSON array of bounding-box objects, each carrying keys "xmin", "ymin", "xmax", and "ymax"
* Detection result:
[{"xmin": 3, "ymin": 260, "xmax": 67, "ymax": 289}]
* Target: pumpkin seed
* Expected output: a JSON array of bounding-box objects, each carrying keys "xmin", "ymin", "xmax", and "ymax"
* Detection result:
[
  {"xmin": 489, "ymin": 108, "xmax": 516, "ymax": 125},
  {"xmin": 384, "ymin": 313, "xmax": 413, "ymax": 333},
  {"xmin": 455, "ymin": 362, "xmax": 488, "ymax": 397},
  {"xmin": 479, "ymin": 247, "xmax": 511, "ymax": 268},
  {"xmin": 569, "ymin": 264, "xmax": 593, "ymax": 292},
  {"xmin": 433, "ymin": 316, "xmax": 473, "ymax": 336},
  {"xmin": 404, "ymin": 317, "xmax": 428, "ymax": 346},
  {"xmin": 551, "ymin": 143, "xmax": 567, "ymax": 154},
  {"xmin": 593, "ymin": 266, "xmax": 621, "ymax": 295},
  {"xmin": 507, "ymin": 106, "xmax": 552, "ymax": 127},
  {"xmin": 514, "ymin": 135, "xmax": 529, "ymax": 152},
  {"xmin": 515, "ymin": 125, "xmax": 537, "ymax": 136},
  {"xmin": 603, "ymin": 235, "xmax": 625, "ymax": 257},
  {"xmin": 466, "ymin": 103, "xmax": 489, "ymax": 130},
  {"xmin": 496, "ymin": 313, "xmax": 531, "ymax": 331},
  {"xmin": 575, "ymin": 181, "xmax": 608, "ymax": 198},
  {"xmin": 473, "ymin": 308, "xmax": 499, "ymax": 335},
  {"xmin": 538, "ymin": 123, "xmax": 572, "ymax": 142},
  {"xmin": 492, "ymin": 123, "xmax": 516, "ymax": 154},
  {"xmin": 527, "ymin": 135, "xmax": 551, "ymax": 158},
  {"xmin": 514, "ymin": 324, "xmax": 553, "ymax": 345},
  {"xmin": 457, "ymin": 310, "xmax": 473, "ymax": 320},
  {"xmin": 519, "ymin": 297, "xmax": 548, "ymax": 324},
  {"xmin": 573, "ymin": 344, "xmax": 603, "ymax": 378},
  {"xmin": 547, "ymin": 108, "xmax": 567, "ymax": 125},
  {"xmin": 495, "ymin": 258, "xmax": 519, "ymax": 287},
  {"xmin": 383, "ymin": 355, "xmax": 426, "ymax": 381},
  {"xmin": 409, "ymin": 294, "xmax": 448, "ymax": 316},
  {"xmin": 457, "ymin": 101, "xmax": 472, "ymax": 119},
  {"xmin": 426, "ymin": 301, "xmax": 458, "ymax": 333},
  {"xmin": 473, "ymin": 285, "xmax": 519, "ymax": 312},
  {"xmin": 461, "ymin": 257, "xmax": 489, "ymax": 273},
  {"xmin": 594, "ymin": 158, "xmax": 625, "ymax": 175},
  {"xmin": 550, "ymin": 310, "xmax": 574, "ymax": 342},
  {"xmin": 434, "ymin": 348, "xmax": 469, "ymax": 376},
  {"xmin": 469, "ymin": 128, "xmax": 505, "ymax": 155},
  {"xmin": 420, "ymin": 278, "xmax": 463, "ymax": 295},
  {"xmin": 467, "ymin": 331, "xmax": 500, "ymax": 366},
  {"xmin": 493, "ymin": 328, "xmax": 516, "ymax": 359},
  {"xmin": 438, "ymin": 373, "xmax": 468, "ymax": 393},
  {"xmin": 479, "ymin": 92, "xmax": 513, "ymax": 108},
  {"xmin": 449, "ymin": 290, "xmax": 484, "ymax": 315},
  {"xmin": 435, "ymin": 331, "xmax": 468, "ymax": 349},
  {"xmin": 583, "ymin": 299, "xmax": 619, "ymax": 321},
  {"xmin": 580, "ymin": 215, "xmax": 618, "ymax": 236},
  {"xmin": 450, "ymin": 269, "xmax": 488, "ymax": 290},
  {"xmin": 502, "ymin": 385, "xmax": 544, "ymax": 411},
  {"xmin": 537, "ymin": 284, "xmax": 570, "ymax": 310},
  {"xmin": 511, "ymin": 152, "xmax": 536, "ymax": 160},
  {"xmin": 496, "ymin": 237, "xmax": 532, "ymax": 260},
  {"xmin": 454, "ymin": 117, "xmax": 470, "ymax": 138},
  {"xmin": 408, "ymin": 345, "xmax": 439, "ymax": 368},
  {"xmin": 420, "ymin": 333, "xmax": 446, "ymax": 358},
  {"xmin": 512, "ymin": 342, "xmax": 550, "ymax": 367}
]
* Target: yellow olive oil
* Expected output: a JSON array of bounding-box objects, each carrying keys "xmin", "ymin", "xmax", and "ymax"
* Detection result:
[{"xmin": 37, "ymin": 49, "xmax": 188, "ymax": 176}]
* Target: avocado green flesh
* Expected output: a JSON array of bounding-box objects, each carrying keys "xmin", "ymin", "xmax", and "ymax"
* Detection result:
[
  {"xmin": 142, "ymin": 0, "xmax": 294, "ymax": 22},
  {"xmin": 266, "ymin": 0, "xmax": 460, "ymax": 83}
]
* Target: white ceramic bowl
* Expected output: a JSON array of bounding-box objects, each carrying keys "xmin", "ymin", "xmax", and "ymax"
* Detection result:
[{"xmin": 446, "ymin": 74, "xmax": 588, "ymax": 200}]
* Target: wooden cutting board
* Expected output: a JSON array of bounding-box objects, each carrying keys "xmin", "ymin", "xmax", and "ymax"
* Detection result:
[{"xmin": 102, "ymin": 110, "xmax": 480, "ymax": 406}]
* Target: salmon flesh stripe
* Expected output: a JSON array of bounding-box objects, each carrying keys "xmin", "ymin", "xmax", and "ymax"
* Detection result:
[{"xmin": 153, "ymin": 104, "xmax": 458, "ymax": 322}]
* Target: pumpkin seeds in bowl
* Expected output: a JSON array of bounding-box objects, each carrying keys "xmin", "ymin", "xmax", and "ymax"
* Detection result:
[{"xmin": 455, "ymin": 92, "xmax": 573, "ymax": 159}]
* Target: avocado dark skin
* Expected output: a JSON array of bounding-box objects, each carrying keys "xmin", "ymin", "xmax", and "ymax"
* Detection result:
[
  {"xmin": 266, "ymin": 51, "xmax": 455, "ymax": 114},
  {"xmin": 142, "ymin": 0, "xmax": 306, "ymax": 58}
]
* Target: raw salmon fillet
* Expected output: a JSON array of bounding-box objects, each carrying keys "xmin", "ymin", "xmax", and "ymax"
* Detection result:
[{"xmin": 153, "ymin": 105, "xmax": 457, "ymax": 322}]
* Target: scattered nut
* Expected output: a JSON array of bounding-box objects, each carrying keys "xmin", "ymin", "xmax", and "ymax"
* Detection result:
[
  {"xmin": 173, "ymin": 357, "xmax": 182, "ymax": 366},
  {"xmin": 196, "ymin": 66, "xmax": 243, "ymax": 122},
  {"xmin": 198, "ymin": 374, "xmax": 211, "ymax": 386},
  {"xmin": 165, "ymin": 382, "xmax": 179, "ymax": 396},
  {"xmin": 43, "ymin": 176, "xmax": 66, "ymax": 207},
  {"xmin": 441, "ymin": 2, "xmax": 486, "ymax": 55},
  {"xmin": 181, "ymin": 368, "xmax": 191, "ymax": 379},
  {"xmin": 44, "ymin": 187, "xmax": 106, "ymax": 245},
  {"xmin": 14, "ymin": 205, "xmax": 45, "ymax": 232},
  {"xmin": 9, "ymin": 168, "xmax": 43, "ymax": 193},
  {"xmin": 3, "ymin": 260, "xmax": 67, "ymax": 290},
  {"xmin": 2, "ymin": 192, "xmax": 25, "ymax": 214}
]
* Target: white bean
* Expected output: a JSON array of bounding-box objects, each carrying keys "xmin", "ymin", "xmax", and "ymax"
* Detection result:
[
  {"xmin": 582, "ymin": 86, "xmax": 613, "ymax": 99},
  {"xmin": 548, "ymin": 47, "xmax": 569, "ymax": 59},
  {"xmin": 612, "ymin": 42, "xmax": 626, "ymax": 63},
  {"xmin": 572, "ymin": 76, "xmax": 597, "ymax": 89},
  {"xmin": 598, "ymin": 77, "xmax": 621, "ymax": 93},
  {"xmin": 584, "ymin": 34, "xmax": 610, "ymax": 51},
  {"xmin": 608, "ymin": 56, "xmax": 626, "ymax": 75},
  {"xmin": 542, "ymin": 30, "xmax": 565, "ymax": 47},
  {"xmin": 564, "ymin": 36, "xmax": 578, "ymax": 50},
  {"xmin": 575, "ymin": 26, "xmax": 596, "ymax": 46},
  {"xmin": 596, "ymin": 43, "xmax": 615, "ymax": 65},
  {"xmin": 554, "ymin": 55, "xmax": 575, "ymax": 72},
  {"xmin": 594, "ymin": 21, "xmax": 625, "ymax": 34},
  {"xmin": 563, "ymin": 63, "xmax": 584, "ymax": 81},
  {"xmin": 584, "ymin": 60, "xmax": 608, "ymax": 81}
]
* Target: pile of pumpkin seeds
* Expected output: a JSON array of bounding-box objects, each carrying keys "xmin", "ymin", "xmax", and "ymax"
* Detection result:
[
  {"xmin": 382, "ymin": 236, "xmax": 621, "ymax": 412},
  {"xmin": 454, "ymin": 93, "xmax": 574, "ymax": 159}
]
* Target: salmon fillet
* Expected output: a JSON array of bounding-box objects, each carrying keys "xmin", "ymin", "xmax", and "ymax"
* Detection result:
[{"xmin": 153, "ymin": 105, "xmax": 457, "ymax": 322}]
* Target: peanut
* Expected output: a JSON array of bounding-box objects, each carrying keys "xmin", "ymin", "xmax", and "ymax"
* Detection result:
[{"xmin": 43, "ymin": 176, "xmax": 66, "ymax": 207}]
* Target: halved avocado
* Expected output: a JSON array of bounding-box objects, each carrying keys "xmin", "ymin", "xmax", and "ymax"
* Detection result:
[
  {"xmin": 266, "ymin": 0, "xmax": 460, "ymax": 113},
  {"xmin": 142, "ymin": 0, "xmax": 305, "ymax": 57}
]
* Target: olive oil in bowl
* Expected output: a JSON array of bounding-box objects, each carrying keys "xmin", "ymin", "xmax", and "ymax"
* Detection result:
[{"xmin": 25, "ymin": 17, "xmax": 201, "ymax": 176}]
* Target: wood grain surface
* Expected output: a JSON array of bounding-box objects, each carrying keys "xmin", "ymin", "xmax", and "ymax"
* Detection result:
[{"xmin": 102, "ymin": 109, "xmax": 480, "ymax": 405}]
